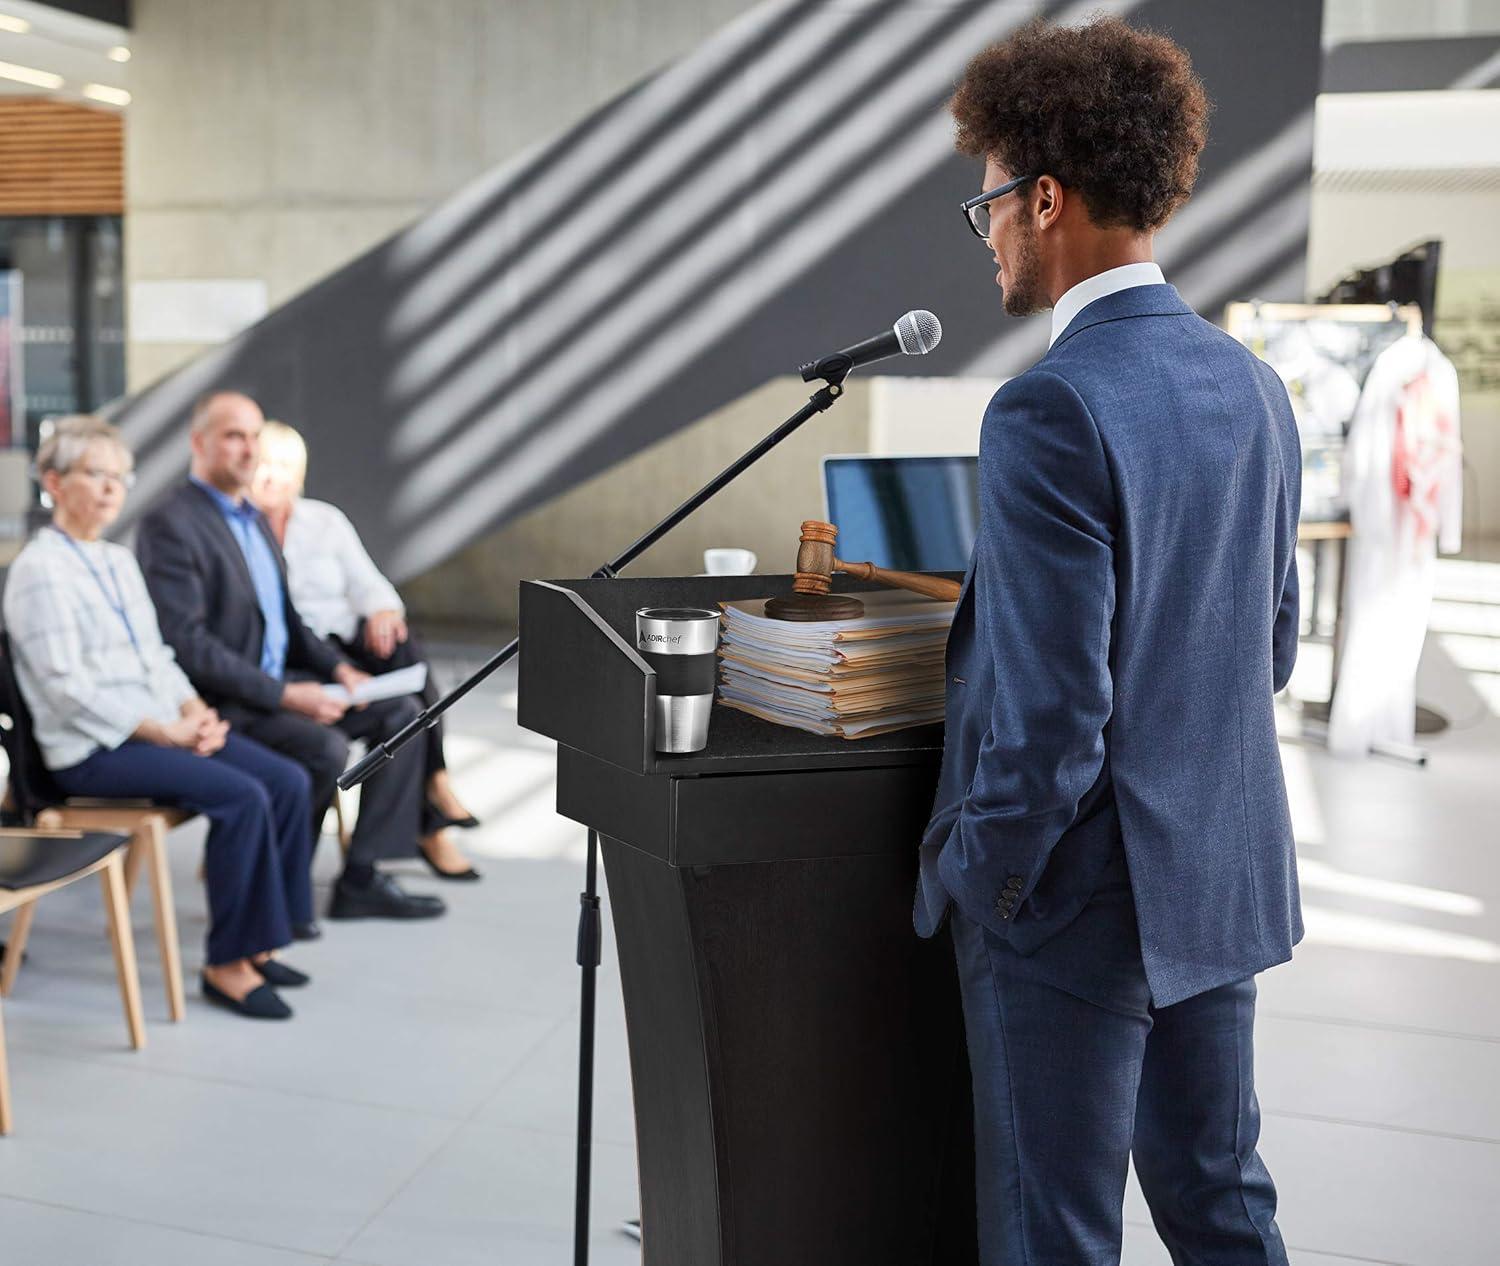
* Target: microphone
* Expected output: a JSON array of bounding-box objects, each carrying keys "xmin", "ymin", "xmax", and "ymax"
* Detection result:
[{"xmin": 799, "ymin": 310, "xmax": 943, "ymax": 382}]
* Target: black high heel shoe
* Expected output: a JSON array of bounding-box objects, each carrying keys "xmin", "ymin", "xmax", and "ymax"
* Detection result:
[
  {"xmin": 427, "ymin": 800, "xmax": 481, "ymax": 830},
  {"xmin": 418, "ymin": 843, "xmax": 482, "ymax": 882}
]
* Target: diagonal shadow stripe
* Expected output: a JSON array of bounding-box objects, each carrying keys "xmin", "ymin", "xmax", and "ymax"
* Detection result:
[
  {"xmin": 110, "ymin": 0, "xmax": 827, "ymax": 494},
  {"xmin": 384, "ymin": 0, "xmax": 968, "ymax": 468},
  {"xmin": 383, "ymin": 0, "xmax": 832, "ymax": 342},
  {"xmin": 108, "ymin": 0, "xmax": 1323, "ymax": 593},
  {"xmin": 386, "ymin": 0, "xmax": 1111, "ymax": 570},
  {"xmin": 387, "ymin": 0, "xmax": 1085, "ymax": 517}
]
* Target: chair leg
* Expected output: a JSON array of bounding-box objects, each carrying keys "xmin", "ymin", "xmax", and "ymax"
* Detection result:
[
  {"xmin": 0, "ymin": 995, "xmax": 11, "ymax": 1135},
  {"xmin": 0, "ymin": 901, "xmax": 36, "ymax": 997},
  {"xmin": 122, "ymin": 829, "xmax": 148, "ymax": 901},
  {"xmin": 100, "ymin": 855, "xmax": 146, "ymax": 1051},
  {"xmin": 141, "ymin": 817, "xmax": 185, "ymax": 1023},
  {"xmin": 334, "ymin": 789, "xmax": 352, "ymax": 855}
]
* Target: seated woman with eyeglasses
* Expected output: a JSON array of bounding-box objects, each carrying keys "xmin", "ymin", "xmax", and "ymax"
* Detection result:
[{"xmin": 2, "ymin": 415, "xmax": 314, "ymax": 1020}]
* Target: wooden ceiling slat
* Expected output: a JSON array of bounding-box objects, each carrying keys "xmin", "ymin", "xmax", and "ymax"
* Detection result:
[{"xmin": 0, "ymin": 97, "xmax": 123, "ymax": 216}]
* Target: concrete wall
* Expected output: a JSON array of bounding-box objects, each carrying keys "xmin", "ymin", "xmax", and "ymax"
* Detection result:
[
  {"xmin": 117, "ymin": 0, "xmax": 1327, "ymax": 630},
  {"xmin": 398, "ymin": 374, "xmax": 871, "ymax": 630},
  {"xmin": 124, "ymin": 0, "xmax": 758, "ymax": 389}
]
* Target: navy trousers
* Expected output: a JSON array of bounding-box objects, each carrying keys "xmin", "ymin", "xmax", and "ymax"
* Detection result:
[
  {"xmin": 52, "ymin": 733, "xmax": 314, "ymax": 965},
  {"xmin": 952, "ymin": 901, "xmax": 1288, "ymax": 1265}
]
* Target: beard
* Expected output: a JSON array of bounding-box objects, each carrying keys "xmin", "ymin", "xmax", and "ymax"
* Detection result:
[{"xmin": 1000, "ymin": 218, "xmax": 1046, "ymax": 317}]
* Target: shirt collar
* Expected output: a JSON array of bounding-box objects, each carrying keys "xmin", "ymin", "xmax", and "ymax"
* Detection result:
[
  {"xmin": 1048, "ymin": 261, "xmax": 1166, "ymax": 347},
  {"xmin": 191, "ymin": 476, "xmax": 257, "ymax": 519}
]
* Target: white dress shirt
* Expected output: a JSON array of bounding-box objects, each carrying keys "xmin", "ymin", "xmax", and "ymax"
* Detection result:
[
  {"xmin": 1048, "ymin": 261, "xmax": 1166, "ymax": 347},
  {"xmin": 280, "ymin": 498, "xmax": 404, "ymax": 643}
]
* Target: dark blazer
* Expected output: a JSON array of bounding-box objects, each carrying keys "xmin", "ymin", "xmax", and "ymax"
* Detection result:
[
  {"xmin": 135, "ymin": 481, "xmax": 344, "ymax": 721},
  {"xmin": 915, "ymin": 284, "xmax": 1303, "ymax": 1008}
]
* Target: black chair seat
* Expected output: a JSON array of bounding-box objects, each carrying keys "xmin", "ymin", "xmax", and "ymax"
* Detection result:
[{"xmin": 0, "ymin": 831, "xmax": 130, "ymax": 891}]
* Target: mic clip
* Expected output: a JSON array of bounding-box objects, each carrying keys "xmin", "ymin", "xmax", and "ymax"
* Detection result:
[{"xmin": 798, "ymin": 353, "xmax": 852, "ymax": 386}]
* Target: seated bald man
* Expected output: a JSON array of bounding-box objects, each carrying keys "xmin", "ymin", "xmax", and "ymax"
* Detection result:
[{"xmin": 136, "ymin": 391, "xmax": 444, "ymax": 926}]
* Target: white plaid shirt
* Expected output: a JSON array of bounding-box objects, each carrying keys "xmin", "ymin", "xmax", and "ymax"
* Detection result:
[{"xmin": 2, "ymin": 528, "xmax": 197, "ymax": 770}]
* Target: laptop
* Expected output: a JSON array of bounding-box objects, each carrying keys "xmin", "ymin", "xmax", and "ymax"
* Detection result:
[{"xmin": 821, "ymin": 454, "xmax": 978, "ymax": 574}]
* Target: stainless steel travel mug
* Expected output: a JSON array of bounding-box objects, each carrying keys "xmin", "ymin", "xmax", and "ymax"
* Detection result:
[{"xmin": 635, "ymin": 607, "xmax": 721, "ymax": 753}]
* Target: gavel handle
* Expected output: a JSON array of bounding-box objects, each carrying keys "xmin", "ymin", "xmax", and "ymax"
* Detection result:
[{"xmin": 834, "ymin": 559, "xmax": 962, "ymax": 602}]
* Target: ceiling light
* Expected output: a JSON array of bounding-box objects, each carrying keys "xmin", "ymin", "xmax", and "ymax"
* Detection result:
[
  {"xmin": 107, "ymin": 46, "xmax": 130, "ymax": 62},
  {"xmin": 82, "ymin": 82, "xmax": 130, "ymax": 106},
  {"xmin": 0, "ymin": 15, "xmax": 31, "ymax": 35},
  {"xmin": 0, "ymin": 59, "xmax": 62, "ymax": 89}
]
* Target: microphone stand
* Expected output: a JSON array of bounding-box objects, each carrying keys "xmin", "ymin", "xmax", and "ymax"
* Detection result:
[{"xmin": 338, "ymin": 368, "xmax": 850, "ymax": 1266}]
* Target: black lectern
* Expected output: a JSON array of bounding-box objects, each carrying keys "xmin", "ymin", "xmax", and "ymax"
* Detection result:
[{"xmin": 518, "ymin": 573, "xmax": 976, "ymax": 1266}]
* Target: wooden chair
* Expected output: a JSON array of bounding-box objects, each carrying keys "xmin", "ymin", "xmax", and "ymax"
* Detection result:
[
  {"xmin": 0, "ymin": 828, "xmax": 144, "ymax": 1134},
  {"xmin": 0, "ymin": 636, "xmax": 192, "ymax": 1022}
]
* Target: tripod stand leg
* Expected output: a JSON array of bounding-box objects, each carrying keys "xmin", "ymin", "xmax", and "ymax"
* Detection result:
[{"xmin": 574, "ymin": 828, "xmax": 603, "ymax": 1266}]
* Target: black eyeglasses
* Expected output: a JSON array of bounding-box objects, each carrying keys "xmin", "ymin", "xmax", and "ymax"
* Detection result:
[{"xmin": 960, "ymin": 173, "xmax": 1037, "ymax": 241}]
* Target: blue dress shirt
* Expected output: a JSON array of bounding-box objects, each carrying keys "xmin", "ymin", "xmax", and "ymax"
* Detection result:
[{"xmin": 191, "ymin": 478, "xmax": 289, "ymax": 679}]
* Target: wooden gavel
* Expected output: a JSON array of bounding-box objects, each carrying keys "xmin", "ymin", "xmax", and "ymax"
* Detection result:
[{"xmin": 764, "ymin": 520, "xmax": 960, "ymax": 621}]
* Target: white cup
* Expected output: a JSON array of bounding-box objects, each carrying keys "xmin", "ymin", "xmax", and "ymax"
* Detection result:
[{"xmin": 703, "ymin": 547, "xmax": 757, "ymax": 576}]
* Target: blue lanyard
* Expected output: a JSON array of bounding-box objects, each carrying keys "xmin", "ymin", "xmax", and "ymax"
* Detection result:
[{"xmin": 51, "ymin": 527, "xmax": 146, "ymax": 665}]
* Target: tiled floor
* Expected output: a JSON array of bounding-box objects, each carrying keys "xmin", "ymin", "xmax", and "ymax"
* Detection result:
[{"xmin": 1, "ymin": 559, "xmax": 1497, "ymax": 1264}]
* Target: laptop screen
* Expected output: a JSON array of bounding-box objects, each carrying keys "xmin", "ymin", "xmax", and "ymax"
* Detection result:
[{"xmin": 822, "ymin": 454, "xmax": 979, "ymax": 574}]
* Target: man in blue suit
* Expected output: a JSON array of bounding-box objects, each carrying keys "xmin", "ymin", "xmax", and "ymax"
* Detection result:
[{"xmin": 917, "ymin": 17, "xmax": 1302, "ymax": 1264}]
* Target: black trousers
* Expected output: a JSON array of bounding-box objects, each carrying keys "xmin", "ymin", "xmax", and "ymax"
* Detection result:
[
  {"xmin": 236, "ymin": 694, "xmax": 426, "ymax": 867},
  {"xmin": 331, "ymin": 621, "xmax": 446, "ymax": 779}
]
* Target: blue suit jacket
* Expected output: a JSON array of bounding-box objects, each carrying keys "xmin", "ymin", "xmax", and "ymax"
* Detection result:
[
  {"xmin": 136, "ymin": 482, "xmax": 345, "ymax": 723},
  {"xmin": 915, "ymin": 284, "xmax": 1303, "ymax": 1008}
]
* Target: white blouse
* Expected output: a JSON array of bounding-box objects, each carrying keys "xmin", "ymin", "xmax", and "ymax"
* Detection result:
[
  {"xmin": 281, "ymin": 498, "xmax": 404, "ymax": 643},
  {"xmin": 3, "ymin": 529, "xmax": 197, "ymax": 769}
]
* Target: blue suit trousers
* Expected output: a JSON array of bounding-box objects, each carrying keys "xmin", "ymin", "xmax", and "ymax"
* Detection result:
[
  {"xmin": 53, "ymin": 733, "xmax": 314, "ymax": 965},
  {"xmin": 952, "ymin": 902, "xmax": 1288, "ymax": 1265}
]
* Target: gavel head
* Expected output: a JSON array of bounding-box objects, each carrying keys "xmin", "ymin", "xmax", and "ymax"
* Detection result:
[
  {"xmin": 762, "ymin": 519, "xmax": 865, "ymax": 622},
  {"xmin": 791, "ymin": 520, "xmax": 838, "ymax": 596}
]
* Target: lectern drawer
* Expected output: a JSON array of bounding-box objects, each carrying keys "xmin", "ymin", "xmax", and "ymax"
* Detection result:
[{"xmin": 670, "ymin": 766, "xmax": 937, "ymax": 867}]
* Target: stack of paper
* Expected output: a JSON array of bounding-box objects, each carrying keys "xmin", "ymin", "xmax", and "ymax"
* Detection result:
[{"xmin": 717, "ymin": 590, "xmax": 956, "ymax": 738}]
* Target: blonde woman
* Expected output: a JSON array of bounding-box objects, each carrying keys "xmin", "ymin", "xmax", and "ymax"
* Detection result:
[
  {"xmin": 250, "ymin": 421, "xmax": 479, "ymax": 880},
  {"xmin": 3, "ymin": 416, "xmax": 314, "ymax": 1019}
]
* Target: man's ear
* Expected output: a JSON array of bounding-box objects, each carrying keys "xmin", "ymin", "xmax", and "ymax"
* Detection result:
[{"xmin": 1034, "ymin": 175, "xmax": 1065, "ymax": 230}]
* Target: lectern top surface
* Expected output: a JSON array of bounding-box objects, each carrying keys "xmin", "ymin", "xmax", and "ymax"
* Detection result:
[{"xmin": 525, "ymin": 574, "xmax": 950, "ymax": 775}]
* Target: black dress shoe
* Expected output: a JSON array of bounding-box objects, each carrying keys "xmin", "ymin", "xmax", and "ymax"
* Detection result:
[
  {"xmin": 291, "ymin": 921, "xmax": 322, "ymax": 941},
  {"xmin": 201, "ymin": 975, "xmax": 292, "ymax": 1020},
  {"xmin": 254, "ymin": 959, "xmax": 311, "ymax": 988},
  {"xmin": 431, "ymin": 807, "xmax": 481, "ymax": 830},
  {"xmin": 418, "ymin": 844, "xmax": 482, "ymax": 883},
  {"xmin": 328, "ymin": 870, "xmax": 446, "ymax": 920}
]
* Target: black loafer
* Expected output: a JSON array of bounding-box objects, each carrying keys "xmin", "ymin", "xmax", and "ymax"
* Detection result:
[
  {"xmin": 202, "ymin": 975, "xmax": 292, "ymax": 1020},
  {"xmin": 291, "ymin": 921, "xmax": 322, "ymax": 941},
  {"xmin": 255, "ymin": 959, "xmax": 311, "ymax": 988},
  {"xmin": 328, "ymin": 871, "xmax": 446, "ymax": 920}
]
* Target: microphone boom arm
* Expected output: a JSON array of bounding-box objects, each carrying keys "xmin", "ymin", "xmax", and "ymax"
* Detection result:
[{"xmin": 338, "ymin": 366, "xmax": 850, "ymax": 791}]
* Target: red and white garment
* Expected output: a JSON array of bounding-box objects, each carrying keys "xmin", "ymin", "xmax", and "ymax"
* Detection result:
[{"xmin": 1329, "ymin": 334, "xmax": 1463, "ymax": 757}]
